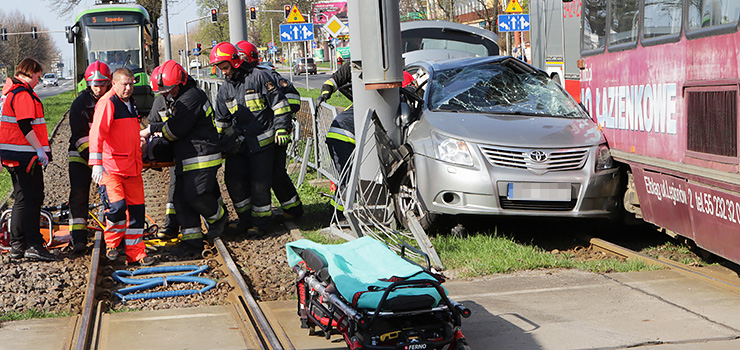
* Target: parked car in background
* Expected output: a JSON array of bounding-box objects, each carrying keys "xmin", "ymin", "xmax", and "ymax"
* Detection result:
[
  {"xmin": 42, "ymin": 73, "xmax": 58, "ymax": 87},
  {"xmin": 259, "ymin": 61, "xmax": 275, "ymax": 70},
  {"xmin": 189, "ymin": 60, "xmax": 202, "ymax": 69},
  {"xmin": 293, "ymin": 57, "xmax": 317, "ymax": 75},
  {"xmin": 394, "ymin": 56, "xmax": 620, "ymax": 229}
]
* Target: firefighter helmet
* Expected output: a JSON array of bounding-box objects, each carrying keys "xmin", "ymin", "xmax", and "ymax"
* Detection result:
[
  {"xmin": 235, "ymin": 41, "xmax": 259, "ymax": 64},
  {"xmin": 84, "ymin": 61, "xmax": 112, "ymax": 87},
  {"xmin": 157, "ymin": 60, "xmax": 187, "ymax": 93},
  {"xmin": 209, "ymin": 42, "xmax": 243, "ymax": 68},
  {"xmin": 150, "ymin": 66, "xmax": 161, "ymax": 92}
]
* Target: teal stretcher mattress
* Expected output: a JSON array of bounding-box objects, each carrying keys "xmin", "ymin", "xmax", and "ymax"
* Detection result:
[{"xmin": 286, "ymin": 236, "xmax": 445, "ymax": 311}]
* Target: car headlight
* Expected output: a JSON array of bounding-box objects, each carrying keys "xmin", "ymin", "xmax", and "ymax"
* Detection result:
[
  {"xmin": 595, "ymin": 143, "xmax": 614, "ymax": 171},
  {"xmin": 432, "ymin": 132, "xmax": 473, "ymax": 167}
]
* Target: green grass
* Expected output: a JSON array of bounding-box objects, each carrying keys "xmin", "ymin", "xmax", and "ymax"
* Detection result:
[
  {"xmin": 0, "ymin": 90, "xmax": 75, "ymax": 201},
  {"xmin": 432, "ymin": 232, "xmax": 662, "ymax": 277},
  {"xmin": 0, "ymin": 308, "xmax": 74, "ymax": 322},
  {"xmin": 296, "ymin": 87, "xmax": 352, "ymax": 109}
]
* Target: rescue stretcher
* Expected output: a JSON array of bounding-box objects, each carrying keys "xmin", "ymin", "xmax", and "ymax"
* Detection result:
[{"xmin": 286, "ymin": 236, "xmax": 472, "ymax": 350}]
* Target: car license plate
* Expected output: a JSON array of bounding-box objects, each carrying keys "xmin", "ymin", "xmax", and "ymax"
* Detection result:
[{"xmin": 507, "ymin": 182, "xmax": 571, "ymax": 201}]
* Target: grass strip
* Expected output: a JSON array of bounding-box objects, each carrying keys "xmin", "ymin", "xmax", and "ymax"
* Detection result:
[{"xmin": 0, "ymin": 308, "xmax": 74, "ymax": 321}]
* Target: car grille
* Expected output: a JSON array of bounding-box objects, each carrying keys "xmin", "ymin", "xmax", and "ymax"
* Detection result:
[
  {"xmin": 479, "ymin": 145, "xmax": 589, "ymax": 175},
  {"xmin": 498, "ymin": 198, "xmax": 577, "ymax": 211}
]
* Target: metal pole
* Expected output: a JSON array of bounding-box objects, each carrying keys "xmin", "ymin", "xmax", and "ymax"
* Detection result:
[
  {"xmin": 227, "ymin": 0, "xmax": 247, "ymax": 42},
  {"xmin": 184, "ymin": 21, "xmax": 189, "ymax": 67},
  {"xmin": 162, "ymin": 0, "xmax": 172, "ymax": 61},
  {"xmin": 304, "ymin": 41, "xmax": 309, "ymax": 89},
  {"xmin": 270, "ymin": 18, "xmax": 275, "ymax": 62},
  {"xmin": 560, "ymin": 0, "xmax": 566, "ymax": 84}
]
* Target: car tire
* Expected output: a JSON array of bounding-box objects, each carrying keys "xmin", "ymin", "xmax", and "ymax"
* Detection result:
[{"xmin": 393, "ymin": 158, "xmax": 437, "ymax": 231}]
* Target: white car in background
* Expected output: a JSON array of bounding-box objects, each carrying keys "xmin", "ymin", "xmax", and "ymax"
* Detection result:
[
  {"xmin": 189, "ymin": 60, "xmax": 202, "ymax": 69},
  {"xmin": 42, "ymin": 73, "xmax": 58, "ymax": 87}
]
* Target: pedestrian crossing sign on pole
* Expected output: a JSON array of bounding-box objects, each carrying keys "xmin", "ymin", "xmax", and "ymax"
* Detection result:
[
  {"xmin": 505, "ymin": 0, "xmax": 524, "ymax": 13},
  {"xmin": 286, "ymin": 5, "xmax": 306, "ymax": 23}
]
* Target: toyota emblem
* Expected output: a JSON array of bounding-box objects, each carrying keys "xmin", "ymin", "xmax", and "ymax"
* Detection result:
[{"xmin": 529, "ymin": 150, "xmax": 547, "ymax": 163}]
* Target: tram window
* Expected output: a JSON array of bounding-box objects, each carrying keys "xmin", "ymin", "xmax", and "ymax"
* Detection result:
[
  {"xmin": 608, "ymin": 0, "xmax": 639, "ymax": 46},
  {"xmin": 643, "ymin": 0, "xmax": 682, "ymax": 39},
  {"xmin": 688, "ymin": 0, "xmax": 740, "ymax": 29},
  {"xmin": 582, "ymin": 0, "xmax": 607, "ymax": 53}
]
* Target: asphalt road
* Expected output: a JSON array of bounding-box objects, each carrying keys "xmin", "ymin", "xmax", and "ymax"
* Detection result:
[{"xmin": 34, "ymin": 78, "xmax": 74, "ymax": 99}]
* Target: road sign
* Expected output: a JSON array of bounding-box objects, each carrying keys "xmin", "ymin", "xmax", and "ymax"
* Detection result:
[
  {"xmin": 505, "ymin": 0, "xmax": 524, "ymax": 13},
  {"xmin": 211, "ymin": 40, "xmax": 217, "ymax": 47},
  {"xmin": 323, "ymin": 15, "xmax": 346, "ymax": 38},
  {"xmin": 286, "ymin": 5, "xmax": 306, "ymax": 23},
  {"xmin": 193, "ymin": 47, "xmax": 201, "ymax": 56},
  {"xmin": 498, "ymin": 14, "xmax": 530, "ymax": 32},
  {"xmin": 279, "ymin": 23, "xmax": 314, "ymax": 42}
]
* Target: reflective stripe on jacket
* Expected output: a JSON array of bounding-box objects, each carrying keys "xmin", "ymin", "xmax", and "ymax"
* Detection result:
[{"xmin": 0, "ymin": 79, "xmax": 51, "ymax": 164}]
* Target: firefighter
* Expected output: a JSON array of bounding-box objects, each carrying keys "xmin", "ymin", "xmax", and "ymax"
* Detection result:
[
  {"xmin": 67, "ymin": 61, "xmax": 111, "ymax": 253},
  {"xmin": 146, "ymin": 66, "xmax": 180, "ymax": 240},
  {"xmin": 210, "ymin": 42, "xmax": 292, "ymax": 236},
  {"xmin": 0, "ymin": 58, "xmax": 56, "ymax": 261},
  {"xmin": 236, "ymin": 40, "xmax": 303, "ymax": 221},
  {"xmin": 140, "ymin": 60, "xmax": 227, "ymax": 257},
  {"xmin": 316, "ymin": 61, "xmax": 353, "ymax": 212},
  {"xmin": 89, "ymin": 68, "xmax": 155, "ymax": 266}
]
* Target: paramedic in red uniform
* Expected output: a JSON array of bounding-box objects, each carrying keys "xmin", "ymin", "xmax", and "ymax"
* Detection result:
[
  {"xmin": 0, "ymin": 58, "xmax": 57, "ymax": 261},
  {"xmin": 89, "ymin": 68, "xmax": 155, "ymax": 266},
  {"xmin": 67, "ymin": 61, "xmax": 112, "ymax": 253}
]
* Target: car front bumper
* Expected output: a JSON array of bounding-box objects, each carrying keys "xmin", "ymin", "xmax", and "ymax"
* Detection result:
[{"xmin": 412, "ymin": 148, "xmax": 621, "ymax": 219}]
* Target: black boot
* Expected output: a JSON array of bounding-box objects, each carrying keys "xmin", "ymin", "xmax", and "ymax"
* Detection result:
[{"xmin": 171, "ymin": 239, "xmax": 204, "ymax": 258}]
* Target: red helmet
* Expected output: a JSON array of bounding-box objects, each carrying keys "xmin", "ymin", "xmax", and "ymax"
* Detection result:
[
  {"xmin": 210, "ymin": 42, "xmax": 243, "ymax": 68},
  {"xmin": 156, "ymin": 60, "xmax": 187, "ymax": 93},
  {"xmin": 84, "ymin": 61, "xmax": 111, "ymax": 87},
  {"xmin": 235, "ymin": 41, "xmax": 259, "ymax": 64},
  {"xmin": 402, "ymin": 71, "xmax": 415, "ymax": 88},
  {"xmin": 150, "ymin": 66, "xmax": 161, "ymax": 92}
]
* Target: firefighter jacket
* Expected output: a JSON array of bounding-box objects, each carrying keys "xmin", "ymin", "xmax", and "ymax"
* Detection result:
[
  {"xmin": 326, "ymin": 109, "xmax": 355, "ymax": 145},
  {"xmin": 68, "ymin": 89, "xmax": 99, "ymax": 166},
  {"xmin": 147, "ymin": 94, "xmax": 168, "ymax": 123},
  {"xmin": 0, "ymin": 77, "xmax": 51, "ymax": 164},
  {"xmin": 214, "ymin": 65, "xmax": 291, "ymax": 154},
  {"xmin": 320, "ymin": 61, "xmax": 352, "ymax": 100},
  {"xmin": 257, "ymin": 65, "xmax": 301, "ymax": 116},
  {"xmin": 88, "ymin": 88, "xmax": 143, "ymax": 177},
  {"xmin": 149, "ymin": 77, "xmax": 222, "ymax": 175}
]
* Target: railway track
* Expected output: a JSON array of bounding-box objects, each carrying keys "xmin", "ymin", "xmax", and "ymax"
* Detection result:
[{"xmin": 70, "ymin": 232, "xmax": 293, "ymax": 350}]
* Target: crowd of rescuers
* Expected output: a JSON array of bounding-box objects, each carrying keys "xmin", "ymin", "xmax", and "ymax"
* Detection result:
[{"xmin": 0, "ymin": 40, "xmax": 304, "ymax": 263}]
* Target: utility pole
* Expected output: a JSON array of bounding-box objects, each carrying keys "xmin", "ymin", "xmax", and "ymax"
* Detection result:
[
  {"xmin": 162, "ymin": 0, "xmax": 172, "ymax": 61},
  {"xmin": 228, "ymin": 0, "xmax": 247, "ymax": 42}
]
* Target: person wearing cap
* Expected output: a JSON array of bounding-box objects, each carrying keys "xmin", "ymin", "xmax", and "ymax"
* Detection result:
[
  {"xmin": 89, "ymin": 68, "xmax": 155, "ymax": 266},
  {"xmin": 235, "ymin": 40, "xmax": 303, "ymax": 222},
  {"xmin": 210, "ymin": 42, "xmax": 292, "ymax": 236},
  {"xmin": 140, "ymin": 60, "xmax": 226, "ymax": 257},
  {"xmin": 67, "ymin": 61, "xmax": 112, "ymax": 253},
  {"xmin": 0, "ymin": 58, "xmax": 56, "ymax": 261},
  {"xmin": 146, "ymin": 66, "xmax": 181, "ymax": 241}
]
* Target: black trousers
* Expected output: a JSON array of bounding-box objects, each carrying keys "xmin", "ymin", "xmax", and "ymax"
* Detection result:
[
  {"xmin": 164, "ymin": 167, "xmax": 180, "ymax": 232},
  {"xmin": 6, "ymin": 164, "xmax": 45, "ymax": 249},
  {"xmin": 273, "ymin": 144, "xmax": 302, "ymax": 216},
  {"xmin": 68, "ymin": 161, "xmax": 91, "ymax": 245},
  {"xmin": 224, "ymin": 148, "xmax": 273, "ymax": 230},
  {"xmin": 174, "ymin": 167, "xmax": 222, "ymax": 241}
]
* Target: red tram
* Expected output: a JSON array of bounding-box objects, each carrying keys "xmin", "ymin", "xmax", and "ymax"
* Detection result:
[{"xmin": 579, "ymin": 0, "xmax": 740, "ymax": 264}]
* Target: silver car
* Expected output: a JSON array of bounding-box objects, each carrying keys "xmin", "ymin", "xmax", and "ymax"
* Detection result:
[{"xmin": 395, "ymin": 56, "xmax": 621, "ymax": 229}]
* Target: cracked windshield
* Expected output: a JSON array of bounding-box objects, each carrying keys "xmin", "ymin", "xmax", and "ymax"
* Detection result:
[{"xmin": 428, "ymin": 61, "xmax": 585, "ymax": 118}]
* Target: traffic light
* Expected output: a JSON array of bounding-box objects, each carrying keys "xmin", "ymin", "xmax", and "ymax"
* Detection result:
[
  {"xmin": 197, "ymin": 43, "xmax": 201, "ymax": 50},
  {"xmin": 31, "ymin": 27, "xmax": 38, "ymax": 39},
  {"xmin": 0, "ymin": 28, "xmax": 6, "ymax": 41},
  {"xmin": 211, "ymin": 8, "xmax": 218, "ymax": 23},
  {"xmin": 249, "ymin": 7, "xmax": 257, "ymax": 20},
  {"xmin": 284, "ymin": 5, "xmax": 291, "ymax": 19}
]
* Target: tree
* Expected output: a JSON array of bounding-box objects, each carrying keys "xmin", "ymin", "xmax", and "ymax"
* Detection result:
[
  {"xmin": 0, "ymin": 10, "xmax": 59, "ymax": 76},
  {"xmin": 195, "ymin": 0, "xmax": 229, "ymax": 54}
]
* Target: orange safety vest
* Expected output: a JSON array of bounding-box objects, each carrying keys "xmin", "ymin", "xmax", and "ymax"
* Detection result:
[
  {"xmin": 0, "ymin": 78, "xmax": 50, "ymax": 166},
  {"xmin": 88, "ymin": 89, "xmax": 143, "ymax": 176}
]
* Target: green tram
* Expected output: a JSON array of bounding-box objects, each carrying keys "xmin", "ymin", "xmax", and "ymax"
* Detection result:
[{"xmin": 67, "ymin": 3, "xmax": 155, "ymax": 113}]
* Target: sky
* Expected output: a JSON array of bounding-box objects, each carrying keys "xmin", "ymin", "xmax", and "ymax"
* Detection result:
[{"xmin": 5, "ymin": 0, "xmax": 199, "ymax": 67}]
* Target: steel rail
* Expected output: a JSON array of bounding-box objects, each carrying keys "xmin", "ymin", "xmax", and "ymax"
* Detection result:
[
  {"xmin": 72, "ymin": 229, "xmax": 105, "ymax": 350},
  {"xmin": 586, "ymin": 236, "xmax": 740, "ymax": 291},
  {"xmin": 212, "ymin": 237, "xmax": 291, "ymax": 349}
]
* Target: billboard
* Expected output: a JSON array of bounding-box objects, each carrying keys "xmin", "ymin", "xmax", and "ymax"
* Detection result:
[{"xmin": 312, "ymin": 1, "xmax": 348, "ymax": 25}]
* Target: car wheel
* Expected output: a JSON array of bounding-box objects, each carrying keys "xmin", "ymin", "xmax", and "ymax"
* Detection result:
[{"xmin": 394, "ymin": 159, "xmax": 436, "ymax": 231}]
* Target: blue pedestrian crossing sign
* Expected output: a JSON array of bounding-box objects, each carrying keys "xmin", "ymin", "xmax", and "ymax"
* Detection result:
[
  {"xmin": 280, "ymin": 23, "xmax": 314, "ymax": 42},
  {"xmin": 498, "ymin": 14, "xmax": 530, "ymax": 32}
]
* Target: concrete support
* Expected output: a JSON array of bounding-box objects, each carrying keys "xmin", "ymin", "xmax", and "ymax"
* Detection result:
[
  {"xmin": 227, "ymin": 0, "xmax": 247, "ymax": 43},
  {"xmin": 162, "ymin": 0, "xmax": 172, "ymax": 61}
]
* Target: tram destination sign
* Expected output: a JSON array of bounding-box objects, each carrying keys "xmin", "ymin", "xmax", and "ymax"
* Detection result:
[{"xmin": 84, "ymin": 14, "xmax": 142, "ymax": 26}]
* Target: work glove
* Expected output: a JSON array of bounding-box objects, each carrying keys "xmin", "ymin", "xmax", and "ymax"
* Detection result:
[
  {"xmin": 316, "ymin": 92, "xmax": 329, "ymax": 107},
  {"xmin": 35, "ymin": 148, "xmax": 49, "ymax": 167},
  {"xmin": 92, "ymin": 165, "xmax": 107, "ymax": 185},
  {"xmin": 275, "ymin": 129, "xmax": 291, "ymax": 146}
]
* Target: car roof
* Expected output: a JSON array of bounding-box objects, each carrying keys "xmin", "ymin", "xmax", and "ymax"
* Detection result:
[{"xmin": 410, "ymin": 55, "xmax": 542, "ymax": 76}]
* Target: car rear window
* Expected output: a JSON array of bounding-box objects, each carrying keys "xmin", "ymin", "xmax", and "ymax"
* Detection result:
[
  {"xmin": 44, "ymin": 74, "xmax": 56, "ymax": 79},
  {"xmin": 428, "ymin": 60, "xmax": 586, "ymax": 118}
]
